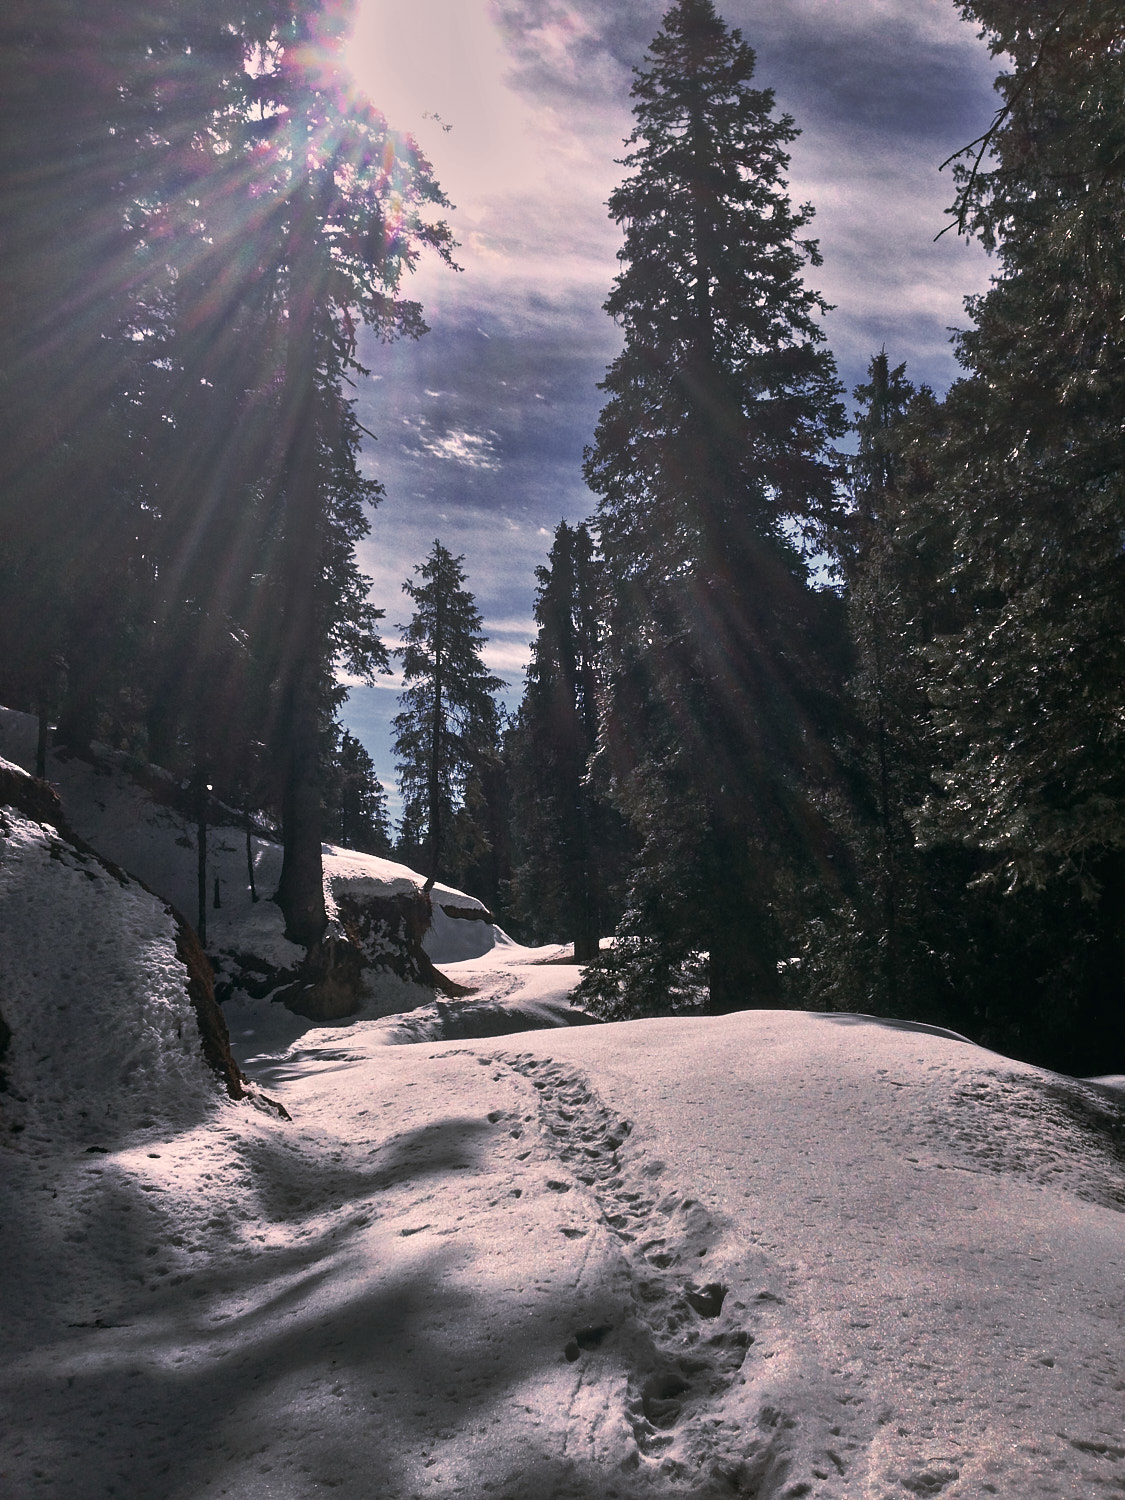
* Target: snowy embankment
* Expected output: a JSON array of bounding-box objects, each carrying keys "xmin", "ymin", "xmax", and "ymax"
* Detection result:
[
  {"xmin": 0, "ymin": 706, "xmax": 513, "ymax": 1021},
  {"xmin": 2, "ymin": 708, "xmax": 1123, "ymax": 1498}
]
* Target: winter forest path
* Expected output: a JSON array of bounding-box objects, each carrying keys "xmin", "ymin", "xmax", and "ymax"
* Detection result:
[{"xmin": 2, "ymin": 949, "xmax": 1123, "ymax": 1500}]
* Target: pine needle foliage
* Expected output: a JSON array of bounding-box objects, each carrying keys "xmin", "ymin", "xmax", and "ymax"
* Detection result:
[
  {"xmin": 920, "ymin": 0, "xmax": 1125, "ymax": 894},
  {"xmin": 393, "ymin": 541, "xmax": 503, "ymax": 888},
  {"xmin": 581, "ymin": 0, "xmax": 846, "ymax": 1016}
]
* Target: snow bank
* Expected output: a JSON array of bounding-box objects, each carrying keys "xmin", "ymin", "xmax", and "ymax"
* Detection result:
[
  {"xmin": 0, "ymin": 790, "xmax": 221, "ymax": 1147},
  {"xmin": 372, "ymin": 992, "xmax": 597, "ymax": 1043},
  {"xmin": 423, "ymin": 900, "xmax": 504, "ymax": 962},
  {"xmin": 9, "ymin": 734, "xmax": 505, "ymax": 1008},
  {"xmin": 0, "ymin": 713, "xmax": 513, "ymax": 1025}
]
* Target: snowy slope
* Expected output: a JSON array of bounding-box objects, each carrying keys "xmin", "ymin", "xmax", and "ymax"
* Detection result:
[
  {"xmin": 0, "ymin": 708, "xmax": 505, "ymax": 1025},
  {"xmin": 2, "ymin": 707, "xmax": 1122, "ymax": 1497},
  {"xmin": 2, "ymin": 933, "xmax": 1121, "ymax": 1500},
  {"xmin": 0, "ymin": 761, "xmax": 224, "ymax": 1147}
]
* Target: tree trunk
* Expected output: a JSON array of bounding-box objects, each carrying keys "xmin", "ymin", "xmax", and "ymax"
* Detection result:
[
  {"xmin": 34, "ymin": 705, "xmax": 48, "ymax": 779},
  {"xmin": 425, "ymin": 598, "xmax": 444, "ymax": 891},
  {"xmin": 707, "ymin": 916, "xmax": 780, "ymax": 1013},
  {"xmin": 245, "ymin": 810, "xmax": 258, "ymax": 903},
  {"xmin": 572, "ymin": 785, "xmax": 601, "ymax": 963},
  {"xmin": 194, "ymin": 770, "xmax": 208, "ymax": 947},
  {"xmin": 273, "ymin": 162, "xmax": 328, "ymax": 948},
  {"xmin": 706, "ymin": 840, "xmax": 781, "ymax": 1013},
  {"xmin": 275, "ymin": 646, "xmax": 328, "ymax": 946},
  {"xmin": 573, "ymin": 875, "xmax": 600, "ymax": 963}
]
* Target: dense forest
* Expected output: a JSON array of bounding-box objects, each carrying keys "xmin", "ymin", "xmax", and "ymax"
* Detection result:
[{"xmin": 2, "ymin": 0, "xmax": 1122, "ymax": 1075}]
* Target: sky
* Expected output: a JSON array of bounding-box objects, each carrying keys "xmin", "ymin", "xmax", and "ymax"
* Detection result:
[{"xmin": 338, "ymin": 0, "xmax": 1002, "ymax": 808}]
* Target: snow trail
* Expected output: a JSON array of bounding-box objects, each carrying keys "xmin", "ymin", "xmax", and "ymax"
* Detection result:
[{"xmin": 2, "ymin": 927, "xmax": 1122, "ymax": 1497}]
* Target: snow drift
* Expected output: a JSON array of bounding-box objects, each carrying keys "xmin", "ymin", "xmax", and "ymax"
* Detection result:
[
  {"xmin": 2, "ymin": 977, "xmax": 1122, "ymax": 1500},
  {"xmin": 2, "ymin": 708, "xmax": 1123, "ymax": 1498}
]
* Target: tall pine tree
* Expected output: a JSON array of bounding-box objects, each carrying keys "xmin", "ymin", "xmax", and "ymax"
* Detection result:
[
  {"xmin": 250, "ymin": 8, "xmax": 454, "ymax": 944},
  {"xmin": 393, "ymin": 542, "xmax": 503, "ymax": 890},
  {"xmin": 510, "ymin": 521, "xmax": 623, "ymax": 958},
  {"xmin": 792, "ymin": 353, "xmax": 972, "ymax": 1023},
  {"xmin": 583, "ymin": 0, "xmax": 845, "ymax": 1013},
  {"xmin": 892, "ymin": 0, "xmax": 1125, "ymax": 1066},
  {"xmin": 0, "ymin": 0, "xmax": 456, "ymax": 964},
  {"xmin": 919, "ymin": 0, "xmax": 1125, "ymax": 891}
]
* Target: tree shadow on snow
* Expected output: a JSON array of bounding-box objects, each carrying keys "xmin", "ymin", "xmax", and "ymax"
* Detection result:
[{"xmin": 3, "ymin": 1116, "xmax": 642, "ymax": 1500}]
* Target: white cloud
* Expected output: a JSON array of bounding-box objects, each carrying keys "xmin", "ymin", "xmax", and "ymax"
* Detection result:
[
  {"xmin": 416, "ymin": 428, "xmax": 502, "ymax": 470},
  {"xmin": 484, "ymin": 616, "xmax": 537, "ymax": 637}
]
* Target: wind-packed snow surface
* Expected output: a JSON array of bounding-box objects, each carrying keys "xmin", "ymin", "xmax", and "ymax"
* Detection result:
[{"xmin": 3, "ymin": 929, "xmax": 1123, "ymax": 1500}]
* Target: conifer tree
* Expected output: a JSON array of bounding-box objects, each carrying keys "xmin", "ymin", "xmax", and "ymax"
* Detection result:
[
  {"xmin": 446, "ymin": 697, "xmax": 510, "ymax": 911},
  {"xmin": 510, "ymin": 521, "xmax": 619, "ymax": 958},
  {"xmin": 842, "ymin": 355, "xmax": 937, "ymax": 1005},
  {"xmin": 250, "ymin": 8, "xmax": 454, "ymax": 944},
  {"xmin": 583, "ymin": 0, "xmax": 845, "ymax": 1012},
  {"xmin": 884, "ymin": 0, "xmax": 1125, "ymax": 1066},
  {"xmin": 792, "ymin": 354, "xmax": 966, "ymax": 1021},
  {"xmin": 0, "ymin": 0, "xmax": 255, "ymax": 745},
  {"xmin": 0, "ymin": 1, "xmax": 455, "ymax": 962},
  {"xmin": 323, "ymin": 728, "xmax": 392, "ymax": 855},
  {"xmin": 918, "ymin": 0, "xmax": 1125, "ymax": 894},
  {"xmin": 393, "ymin": 542, "xmax": 503, "ymax": 889}
]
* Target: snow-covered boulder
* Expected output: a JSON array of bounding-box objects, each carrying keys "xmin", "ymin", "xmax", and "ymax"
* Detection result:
[{"xmin": 0, "ymin": 759, "xmax": 245, "ymax": 1149}]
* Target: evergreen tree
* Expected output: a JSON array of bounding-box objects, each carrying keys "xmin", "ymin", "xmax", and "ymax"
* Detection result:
[
  {"xmin": 393, "ymin": 542, "xmax": 503, "ymax": 890},
  {"xmin": 582, "ymin": 0, "xmax": 846, "ymax": 1014},
  {"xmin": 510, "ymin": 521, "xmax": 624, "ymax": 958},
  {"xmin": 792, "ymin": 354, "xmax": 968, "ymax": 1022},
  {"xmin": 918, "ymin": 0, "xmax": 1125, "ymax": 891},
  {"xmin": 0, "ymin": 0, "xmax": 256, "ymax": 746},
  {"xmin": 902, "ymin": 0, "xmax": 1125, "ymax": 1065},
  {"xmin": 249, "ymin": 8, "xmax": 454, "ymax": 944},
  {"xmin": 838, "ymin": 355, "xmax": 940, "ymax": 1013},
  {"xmin": 323, "ymin": 728, "xmax": 392, "ymax": 855},
  {"xmin": 0, "ymin": 1, "xmax": 456, "ymax": 956},
  {"xmin": 446, "ymin": 697, "xmax": 510, "ymax": 912}
]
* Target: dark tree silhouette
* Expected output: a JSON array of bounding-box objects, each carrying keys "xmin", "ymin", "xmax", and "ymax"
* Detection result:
[
  {"xmin": 393, "ymin": 542, "xmax": 503, "ymax": 890},
  {"xmin": 582, "ymin": 0, "xmax": 845, "ymax": 1014}
]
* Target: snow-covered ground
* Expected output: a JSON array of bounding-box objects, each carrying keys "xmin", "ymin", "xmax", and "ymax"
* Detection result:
[
  {"xmin": 2, "ymin": 709, "xmax": 1123, "ymax": 1497},
  {"xmin": 3, "ymin": 927, "xmax": 1123, "ymax": 1500}
]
